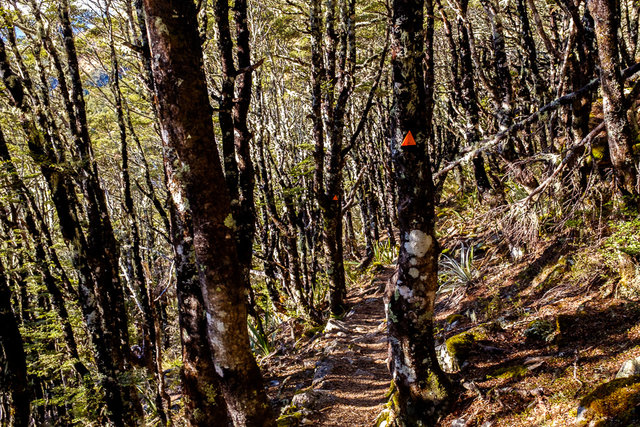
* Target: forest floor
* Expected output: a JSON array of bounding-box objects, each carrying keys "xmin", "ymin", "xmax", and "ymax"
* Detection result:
[
  {"xmin": 262, "ymin": 227, "xmax": 640, "ymax": 426},
  {"xmin": 263, "ymin": 269, "xmax": 393, "ymax": 426}
]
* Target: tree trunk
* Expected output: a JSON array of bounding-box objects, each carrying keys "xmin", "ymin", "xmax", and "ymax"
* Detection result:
[
  {"xmin": 0, "ymin": 259, "xmax": 30, "ymax": 427},
  {"xmin": 169, "ymin": 197, "xmax": 231, "ymax": 426},
  {"xmin": 589, "ymin": 0, "xmax": 638, "ymax": 199},
  {"xmin": 386, "ymin": 0, "xmax": 453, "ymax": 424},
  {"xmin": 142, "ymin": 1, "xmax": 275, "ymax": 424}
]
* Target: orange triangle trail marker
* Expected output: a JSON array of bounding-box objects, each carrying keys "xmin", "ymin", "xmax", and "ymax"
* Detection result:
[
  {"xmin": 333, "ymin": 195, "xmax": 339, "ymax": 201},
  {"xmin": 401, "ymin": 131, "xmax": 416, "ymax": 147}
]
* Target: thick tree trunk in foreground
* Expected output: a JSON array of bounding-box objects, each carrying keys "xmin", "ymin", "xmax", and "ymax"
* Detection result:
[
  {"xmin": 168, "ymin": 197, "xmax": 230, "ymax": 426},
  {"xmin": 589, "ymin": 0, "xmax": 638, "ymax": 199},
  {"xmin": 142, "ymin": 1, "xmax": 274, "ymax": 425},
  {"xmin": 386, "ymin": 0, "xmax": 453, "ymax": 424},
  {"xmin": 131, "ymin": 5, "xmax": 226, "ymax": 422}
]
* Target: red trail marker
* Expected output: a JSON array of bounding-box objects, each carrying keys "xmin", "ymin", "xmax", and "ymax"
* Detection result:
[{"xmin": 401, "ymin": 130, "xmax": 416, "ymax": 147}]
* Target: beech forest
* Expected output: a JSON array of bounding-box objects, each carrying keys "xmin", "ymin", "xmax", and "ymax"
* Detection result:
[{"xmin": 1, "ymin": 0, "xmax": 640, "ymax": 426}]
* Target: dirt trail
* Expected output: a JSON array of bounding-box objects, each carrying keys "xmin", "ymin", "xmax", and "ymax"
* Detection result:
[{"xmin": 265, "ymin": 275, "xmax": 392, "ymax": 426}]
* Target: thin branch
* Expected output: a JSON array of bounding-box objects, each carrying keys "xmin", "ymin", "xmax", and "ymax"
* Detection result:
[{"xmin": 434, "ymin": 61, "xmax": 640, "ymax": 180}]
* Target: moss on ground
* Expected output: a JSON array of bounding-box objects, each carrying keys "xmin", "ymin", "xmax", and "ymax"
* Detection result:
[
  {"xmin": 445, "ymin": 314, "xmax": 466, "ymax": 325},
  {"xmin": 489, "ymin": 365, "xmax": 528, "ymax": 380},
  {"xmin": 578, "ymin": 375, "xmax": 640, "ymax": 426}
]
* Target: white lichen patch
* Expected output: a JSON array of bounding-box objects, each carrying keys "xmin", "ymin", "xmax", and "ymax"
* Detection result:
[
  {"xmin": 394, "ymin": 358, "xmax": 417, "ymax": 383},
  {"xmin": 214, "ymin": 362, "xmax": 225, "ymax": 378},
  {"xmin": 206, "ymin": 311, "xmax": 226, "ymax": 334},
  {"xmin": 397, "ymin": 285, "xmax": 413, "ymax": 300},
  {"xmin": 404, "ymin": 229, "xmax": 432, "ymax": 258},
  {"xmin": 409, "ymin": 257, "xmax": 417, "ymax": 266},
  {"xmin": 408, "ymin": 267, "xmax": 419, "ymax": 278}
]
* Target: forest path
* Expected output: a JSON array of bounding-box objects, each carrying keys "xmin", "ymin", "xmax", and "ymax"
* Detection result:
[{"xmin": 265, "ymin": 269, "xmax": 393, "ymax": 426}]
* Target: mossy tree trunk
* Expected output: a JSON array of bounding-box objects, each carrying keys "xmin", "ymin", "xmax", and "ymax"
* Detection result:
[
  {"xmin": 131, "ymin": 4, "xmax": 227, "ymax": 423},
  {"xmin": 386, "ymin": 0, "xmax": 453, "ymax": 424},
  {"xmin": 309, "ymin": 0, "xmax": 356, "ymax": 316},
  {"xmin": 589, "ymin": 0, "xmax": 638, "ymax": 201},
  {"xmin": 142, "ymin": 1, "xmax": 275, "ymax": 425}
]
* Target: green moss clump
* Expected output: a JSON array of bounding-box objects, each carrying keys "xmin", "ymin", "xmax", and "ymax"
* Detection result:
[
  {"xmin": 303, "ymin": 325, "xmax": 323, "ymax": 338},
  {"xmin": 592, "ymin": 143, "xmax": 607, "ymax": 160},
  {"xmin": 446, "ymin": 331, "xmax": 476, "ymax": 364},
  {"xmin": 276, "ymin": 411, "xmax": 303, "ymax": 427},
  {"xmin": 578, "ymin": 375, "xmax": 640, "ymax": 426},
  {"xmin": 373, "ymin": 409, "xmax": 395, "ymax": 427},
  {"xmin": 489, "ymin": 365, "xmax": 528, "ymax": 380},
  {"xmin": 445, "ymin": 314, "xmax": 466, "ymax": 325}
]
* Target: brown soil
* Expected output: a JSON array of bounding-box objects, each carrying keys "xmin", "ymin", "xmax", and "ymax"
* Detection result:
[
  {"xmin": 263, "ymin": 273, "xmax": 392, "ymax": 426},
  {"xmin": 262, "ymin": 234, "xmax": 640, "ymax": 426}
]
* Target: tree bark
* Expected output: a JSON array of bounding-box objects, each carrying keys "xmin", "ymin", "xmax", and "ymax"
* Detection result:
[
  {"xmin": 168, "ymin": 196, "xmax": 231, "ymax": 426},
  {"xmin": 386, "ymin": 0, "xmax": 453, "ymax": 424},
  {"xmin": 0, "ymin": 259, "xmax": 30, "ymax": 427},
  {"xmin": 142, "ymin": 1, "xmax": 275, "ymax": 424},
  {"xmin": 589, "ymin": 0, "xmax": 638, "ymax": 199}
]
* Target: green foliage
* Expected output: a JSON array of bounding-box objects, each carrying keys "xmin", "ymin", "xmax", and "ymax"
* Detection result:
[
  {"xmin": 311, "ymin": 273, "xmax": 330, "ymax": 309},
  {"xmin": 603, "ymin": 217, "xmax": 640, "ymax": 259},
  {"xmin": 523, "ymin": 319, "xmax": 555, "ymax": 341},
  {"xmin": 248, "ymin": 307, "xmax": 278, "ymax": 357},
  {"xmin": 372, "ymin": 239, "xmax": 397, "ymax": 266},
  {"xmin": 438, "ymin": 243, "xmax": 478, "ymax": 294}
]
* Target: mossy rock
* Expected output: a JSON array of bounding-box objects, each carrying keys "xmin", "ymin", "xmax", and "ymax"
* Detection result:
[
  {"xmin": 445, "ymin": 332, "xmax": 475, "ymax": 364},
  {"xmin": 445, "ymin": 314, "xmax": 466, "ymax": 325},
  {"xmin": 523, "ymin": 319, "xmax": 555, "ymax": 341},
  {"xmin": 277, "ymin": 411, "xmax": 303, "ymax": 427},
  {"xmin": 277, "ymin": 404, "xmax": 305, "ymax": 427},
  {"xmin": 488, "ymin": 365, "xmax": 528, "ymax": 380},
  {"xmin": 445, "ymin": 326, "xmax": 487, "ymax": 367},
  {"xmin": 577, "ymin": 375, "xmax": 640, "ymax": 426}
]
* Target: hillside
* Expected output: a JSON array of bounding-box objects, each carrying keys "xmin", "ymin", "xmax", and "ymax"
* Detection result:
[{"xmin": 255, "ymin": 203, "xmax": 640, "ymax": 426}]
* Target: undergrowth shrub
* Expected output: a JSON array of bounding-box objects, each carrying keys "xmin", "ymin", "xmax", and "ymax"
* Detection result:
[{"xmin": 438, "ymin": 243, "xmax": 478, "ymax": 295}]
